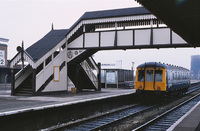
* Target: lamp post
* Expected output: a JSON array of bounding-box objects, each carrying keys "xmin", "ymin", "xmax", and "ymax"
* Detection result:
[{"xmin": 16, "ymin": 41, "xmax": 24, "ymax": 69}]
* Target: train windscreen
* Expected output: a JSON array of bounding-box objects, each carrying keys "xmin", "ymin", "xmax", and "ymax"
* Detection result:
[
  {"xmin": 146, "ymin": 70, "xmax": 153, "ymax": 81},
  {"xmin": 155, "ymin": 70, "xmax": 163, "ymax": 82},
  {"xmin": 138, "ymin": 70, "xmax": 145, "ymax": 81}
]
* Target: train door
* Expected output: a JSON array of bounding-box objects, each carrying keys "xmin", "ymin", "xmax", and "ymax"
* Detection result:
[
  {"xmin": 135, "ymin": 68, "xmax": 145, "ymax": 90},
  {"xmin": 155, "ymin": 69, "xmax": 165, "ymax": 91},
  {"xmin": 145, "ymin": 69, "xmax": 154, "ymax": 91}
]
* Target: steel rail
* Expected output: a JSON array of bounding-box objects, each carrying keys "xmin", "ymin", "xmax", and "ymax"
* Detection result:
[
  {"xmin": 66, "ymin": 105, "xmax": 156, "ymax": 131},
  {"xmin": 133, "ymin": 92, "xmax": 200, "ymax": 131},
  {"xmin": 43, "ymin": 104, "xmax": 139, "ymax": 130},
  {"xmin": 186, "ymin": 85, "xmax": 200, "ymax": 94},
  {"xmin": 45, "ymin": 104, "xmax": 157, "ymax": 131}
]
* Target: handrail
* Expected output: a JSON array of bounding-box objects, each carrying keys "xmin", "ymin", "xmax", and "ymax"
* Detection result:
[
  {"xmin": 80, "ymin": 59, "xmax": 98, "ymax": 89},
  {"xmin": 88, "ymin": 57, "xmax": 99, "ymax": 72},
  {"xmin": 14, "ymin": 65, "xmax": 32, "ymax": 89},
  {"xmin": 15, "ymin": 64, "xmax": 30, "ymax": 80}
]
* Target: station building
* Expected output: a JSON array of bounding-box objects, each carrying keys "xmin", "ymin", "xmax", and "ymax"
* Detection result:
[
  {"xmin": 0, "ymin": 38, "xmax": 8, "ymax": 68},
  {"xmin": 0, "ymin": 38, "xmax": 11, "ymax": 84},
  {"xmin": 101, "ymin": 61, "xmax": 134, "ymax": 88},
  {"xmin": 191, "ymin": 55, "xmax": 200, "ymax": 80}
]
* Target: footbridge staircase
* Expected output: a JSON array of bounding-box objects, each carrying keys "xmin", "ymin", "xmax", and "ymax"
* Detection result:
[{"xmin": 10, "ymin": 7, "xmax": 192, "ymax": 95}]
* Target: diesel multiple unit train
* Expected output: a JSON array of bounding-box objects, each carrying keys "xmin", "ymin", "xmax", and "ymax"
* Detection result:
[{"xmin": 135, "ymin": 62, "xmax": 190, "ymax": 96}]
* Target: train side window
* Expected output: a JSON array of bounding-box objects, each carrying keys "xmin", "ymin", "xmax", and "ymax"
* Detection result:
[
  {"xmin": 178, "ymin": 72, "xmax": 180, "ymax": 80},
  {"xmin": 155, "ymin": 70, "xmax": 162, "ymax": 82},
  {"xmin": 138, "ymin": 70, "xmax": 145, "ymax": 81},
  {"xmin": 169, "ymin": 72, "xmax": 171, "ymax": 80},
  {"xmin": 146, "ymin": 70, "xmax": 153, "ymax": 81},
  {"xmin": 175, "ymin": 72, "xmax": 177, "ymax": 80}
]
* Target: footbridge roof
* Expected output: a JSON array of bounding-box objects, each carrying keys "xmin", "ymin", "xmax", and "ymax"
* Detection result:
[
  {"xmin": 75, "ymin": 6, "xmax": 150, "ymax": 20},
  {"xmin": 67, "ymin": 7, "xmax": 155, "ymax": 39},
  {"xmin": 26, "ymin": 29, "xmax": 68, "ymax": 61}
]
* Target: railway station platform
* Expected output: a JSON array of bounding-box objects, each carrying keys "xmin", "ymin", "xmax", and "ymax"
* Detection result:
[
  {"xmin": 0, "ymin": 88, "xmax": 135, "ymax": 115},
  {"xmin": 170, "ymin": 101, "xmax": 200, "ymax": 131},
  {"xmin": 0, "ymin": 87, "xmax": 200, "ymax": 130}
]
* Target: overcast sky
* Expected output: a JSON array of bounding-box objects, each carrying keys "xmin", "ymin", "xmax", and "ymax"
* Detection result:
[{"xmin": 0, "ymin": 0, "xmax": 200, "ymax": 70}]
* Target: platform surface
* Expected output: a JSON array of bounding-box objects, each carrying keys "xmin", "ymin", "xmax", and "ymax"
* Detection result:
[
  {"xmin": 0, "ymin": 88, "xmax": 135, "ymax": 115},
  {"xmin": 170, "ymin": 101, "xmax": 200, "ymax": 131},
  {"xmin": 1, "ymin": 88, "xmax": 200, "ymax": 130},
  {"xmin": 171, "ymin": 80, "xmax": 200, "ymax": 131}
]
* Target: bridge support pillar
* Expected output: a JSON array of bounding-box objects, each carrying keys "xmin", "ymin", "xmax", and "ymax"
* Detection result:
[
  {"xmin": 98, "ymin": 63, "xmax": 101, "ymax": 91},
  {"xmin": 11, "ymin": 68, "xmax": 15, "ymax": 96}
]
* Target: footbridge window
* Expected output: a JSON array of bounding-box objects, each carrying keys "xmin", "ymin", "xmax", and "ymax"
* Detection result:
[
  {"xmin": 61, "ymin": 43, "xmax": 66, "ymax": 50},
  {"xmin": 53, "ymin": 49, "xmax": 59, "ymax": 58},
  {"xmin": 45, "ymin": 55, "xmax": 52, "ymax": 66},
  {"xmin": 36, "ymin": 43, "xmax": 66, "ymax": 75},
  {"xmin": 36, "ymin": 62, "xmax": 43, "ymax": 74}
]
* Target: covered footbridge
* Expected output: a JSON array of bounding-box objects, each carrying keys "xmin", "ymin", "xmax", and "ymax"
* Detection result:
[{"xmin": 10, "ymin": 7, "xmax": 195, "ymax": 95}]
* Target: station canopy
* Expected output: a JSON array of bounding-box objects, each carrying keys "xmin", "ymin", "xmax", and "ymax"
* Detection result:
[{"xmin": 135, "ymin": 0, "xmax": 200, "ymax": 47}]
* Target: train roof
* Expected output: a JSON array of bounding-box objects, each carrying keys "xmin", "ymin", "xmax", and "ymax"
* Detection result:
[{"xmin": 137, "ymin": 62, "xmax": 189, "ymax": 71}]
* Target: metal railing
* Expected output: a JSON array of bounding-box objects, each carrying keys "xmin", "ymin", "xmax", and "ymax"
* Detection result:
[{"xmin": 80, "ymin": 58, "xmax": 98, "ymax": 89}]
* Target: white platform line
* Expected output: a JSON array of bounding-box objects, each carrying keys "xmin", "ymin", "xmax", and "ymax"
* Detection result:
[{"xmin": 167, "ymin": 101, "xmax": 200, "ymax": 131}]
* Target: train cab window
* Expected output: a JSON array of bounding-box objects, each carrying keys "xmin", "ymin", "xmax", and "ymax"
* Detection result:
[
  {"xmin": 138, "ymin": 70, "xmax": 145, "ymax": 81},
  {"xmin": 146, "ymin": 70, "xmax": 153, "ymax": 81},
  {"xmin": 155, "ymin": 70, "xmax": 163, "ymax": 82}
]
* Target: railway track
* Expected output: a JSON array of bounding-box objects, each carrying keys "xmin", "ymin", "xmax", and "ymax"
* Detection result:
[
  {"xmin": 133, "ymin": 92, "xmax": 200, "ymax": 131},
  {"xmin": 45, "ymin": 104, "xmax": 157, "ymax": 131},
  {"xmin": 66, "ymin": 104, "xmax": 155, "ymax": 131},
  {"xmin": 187, "ymin": 84, "xmax": 200, "ymax": 94},
  {"xmin": 44, "ymin": 85, "xmax": 200, "ymax": 131}
]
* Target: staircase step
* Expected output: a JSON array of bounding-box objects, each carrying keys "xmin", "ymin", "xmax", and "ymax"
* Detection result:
[
  {"xmin": 21, "ymin": 86, "xmax": 32, "ymax": 88},
  {"xmin": 16, "ymin": 89, "xmax": 32, "ymax": 92},
  {"xmin": 20, "ymin": 89, "xmax": 32, "ymax": 92},
  {"xmin": 13, "ymin": 65, "xmax": 34, "ymax": 96},
  {"xmin": 15, "ymin": 93, "xmax": 32, "ymax": 96}
]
